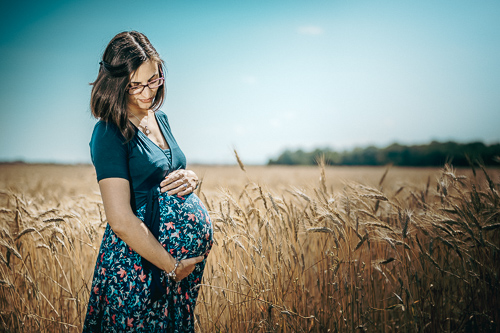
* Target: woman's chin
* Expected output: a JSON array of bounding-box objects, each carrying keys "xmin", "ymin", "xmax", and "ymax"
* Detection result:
[{"xmin": 130, "ymin": 103, "xmax": 152, "ymax": 113}]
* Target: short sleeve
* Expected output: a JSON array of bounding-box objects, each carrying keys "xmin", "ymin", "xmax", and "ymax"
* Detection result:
[{"xmin": 90, "ymin": 121, "xmax": 130, "ymax": 182}]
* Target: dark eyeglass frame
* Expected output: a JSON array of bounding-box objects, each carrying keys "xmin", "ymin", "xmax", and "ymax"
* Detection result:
[{"xmin": 126, "ymin": 76, "xmax": 165, "ymax": 95}]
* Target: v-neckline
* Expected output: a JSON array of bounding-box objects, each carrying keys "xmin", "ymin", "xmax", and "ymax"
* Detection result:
[{"xmin": 133, "ymin": 112, "xmax": 171, "ymax": 152}]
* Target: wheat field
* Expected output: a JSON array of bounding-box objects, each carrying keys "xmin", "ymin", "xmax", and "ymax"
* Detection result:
[{"xmin": 0, "ymin": 162, "xmax": 499, "ymax": 332}]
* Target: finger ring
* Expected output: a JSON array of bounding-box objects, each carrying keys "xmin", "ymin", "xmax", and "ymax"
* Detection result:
[{"xmin": 183, "ymin": 184, "xmax": 188, "ymax": 188}]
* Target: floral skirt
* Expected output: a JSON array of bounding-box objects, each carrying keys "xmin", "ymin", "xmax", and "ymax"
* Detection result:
[{"xmin": 83, "ymin": 192, "xmax": 213, "ymax": 332}]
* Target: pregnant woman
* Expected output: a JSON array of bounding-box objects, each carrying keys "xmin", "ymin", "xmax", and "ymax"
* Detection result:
[{"xmin": 83, "ymin": 31, "xmax": 213, "ymax": 332}]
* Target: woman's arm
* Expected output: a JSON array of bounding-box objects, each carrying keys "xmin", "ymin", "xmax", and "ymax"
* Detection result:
[{"xmin": 99, "ymin": 177, "xmax": 203, "ymax": 280}]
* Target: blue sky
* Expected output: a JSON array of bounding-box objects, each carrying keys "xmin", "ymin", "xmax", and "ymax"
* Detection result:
[{"xmin": 1, "ymin": 0, "xmax": 499, "ymax": 164}]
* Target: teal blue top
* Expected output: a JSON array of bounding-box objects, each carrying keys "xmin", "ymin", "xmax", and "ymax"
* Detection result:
[{"xmin": 89, "ymin": 110, "xmax": 186, "ymax": 210}]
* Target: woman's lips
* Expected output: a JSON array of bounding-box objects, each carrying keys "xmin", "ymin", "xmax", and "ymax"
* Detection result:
[{"xmin": 139, "ymin": 98, "xmax": 153, "ymax": 103}]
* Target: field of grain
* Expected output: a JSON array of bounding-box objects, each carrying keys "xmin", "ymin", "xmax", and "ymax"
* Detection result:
[{"xmin": 0, "ymin": 163, "xmax": 499, "ymax": 332}]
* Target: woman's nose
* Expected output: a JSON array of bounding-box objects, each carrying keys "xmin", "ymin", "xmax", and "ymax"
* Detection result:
[{"xmin": 141, "ymin": 86, "xmax": 154, "ymax": 98}]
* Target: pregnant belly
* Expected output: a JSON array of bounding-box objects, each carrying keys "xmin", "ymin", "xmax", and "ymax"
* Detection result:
[{"xmin": 157, "ymin": 192, "xmax": 213, "ymax": 260}]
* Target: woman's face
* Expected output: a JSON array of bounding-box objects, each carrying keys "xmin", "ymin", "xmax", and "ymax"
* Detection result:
[{"xmin": 127, "ymin": 60, "xmax": 161, "ymax": 114}]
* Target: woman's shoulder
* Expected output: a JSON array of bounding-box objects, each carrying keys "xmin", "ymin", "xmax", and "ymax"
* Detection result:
[
  {"xmin": 155, "ymin": 110, "xmax": 172, "ymax": 128},
  {"xmin": 89, "ymin": 120, "xmax": 131, "ymax": 181},
  {"xmin": 155, "ymin": 109, "xmax": 169, "ymax": 121},
  {"xmin": 90, "ymin": 120, "xmax": 127, "ymax": 146}
]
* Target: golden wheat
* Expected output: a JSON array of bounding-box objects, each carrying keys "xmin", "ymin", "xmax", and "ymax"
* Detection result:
[{"xmin": 0, "ymin": 163, "xmax": 498, "ymax": 332}]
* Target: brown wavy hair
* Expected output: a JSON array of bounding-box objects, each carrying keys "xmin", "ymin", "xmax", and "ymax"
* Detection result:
[{"xmin": 90, "ymin": 31, "xmax": 166, "ymax": 142}]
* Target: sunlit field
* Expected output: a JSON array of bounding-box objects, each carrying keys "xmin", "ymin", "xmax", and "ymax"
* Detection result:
[{"xmin": 0, "ymin": 163, "xmax": 499, "ymax": 332}]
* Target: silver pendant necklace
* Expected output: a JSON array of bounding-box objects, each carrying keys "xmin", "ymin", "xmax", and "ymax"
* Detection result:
[{"xmin": 129, "ymin": 110, "xmax": 150, "ymax": 135}]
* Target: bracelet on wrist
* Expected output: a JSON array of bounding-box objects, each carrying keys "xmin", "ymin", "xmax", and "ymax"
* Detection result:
[{"xmin": 165, "ymin": 259, "xmax": 180, "ymax": 280}]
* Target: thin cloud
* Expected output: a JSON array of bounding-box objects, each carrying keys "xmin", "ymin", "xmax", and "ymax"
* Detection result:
[{"xmin": 297, "ymin": 26, "xmax": 324, "ymax": 35}]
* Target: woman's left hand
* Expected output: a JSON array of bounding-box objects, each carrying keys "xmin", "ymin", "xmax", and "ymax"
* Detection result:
[{"xmin": 160, "ymin": 169, "xmax": 198, "ymax": 196}]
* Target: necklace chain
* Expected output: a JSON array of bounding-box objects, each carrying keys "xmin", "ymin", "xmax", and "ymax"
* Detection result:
[{"xmin": 129, "ymin": 110, "xmax": 151, "ymax": 135}]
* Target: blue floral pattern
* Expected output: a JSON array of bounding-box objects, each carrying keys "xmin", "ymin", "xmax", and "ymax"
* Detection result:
[{"xmin": 83, "ymin": 192, "xmax": 213, "ymax": 332}]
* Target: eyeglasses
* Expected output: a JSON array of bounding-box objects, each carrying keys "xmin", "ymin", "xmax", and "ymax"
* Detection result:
[{"xmin": 127, "ymin": 76, "xmax": 164, "ymax": 95}]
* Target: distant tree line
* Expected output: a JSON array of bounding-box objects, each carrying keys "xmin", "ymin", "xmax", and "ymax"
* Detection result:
[{"xmin": 268, "ymin": 141, "xmax": 500, "ymax": 166}]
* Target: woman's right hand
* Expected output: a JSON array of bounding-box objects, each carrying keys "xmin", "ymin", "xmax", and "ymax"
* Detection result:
[{"xmin": 173, "ymin": 256, "xmax": 205, "ymax": 282}]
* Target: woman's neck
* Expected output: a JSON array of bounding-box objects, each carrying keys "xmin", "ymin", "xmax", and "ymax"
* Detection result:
[{"xmin": 128, "ymin": 107, "xmax": 150, "ymax": 118}]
